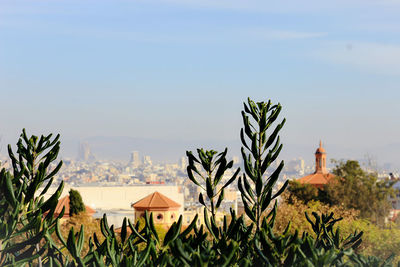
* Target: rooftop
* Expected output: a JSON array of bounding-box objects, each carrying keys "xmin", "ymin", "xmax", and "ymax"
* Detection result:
[{"xmin": 132, "ymin": 191, "xmax": 181, "ymax": 211}]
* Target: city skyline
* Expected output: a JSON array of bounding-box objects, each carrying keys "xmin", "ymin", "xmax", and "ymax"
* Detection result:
[
  {"xmin": 1, "ymin": 0, "xmax": 400, "ymax": 169},
  {"xmin": 2, "ymin": 136, "xmax": 394, "ymax": 171}
]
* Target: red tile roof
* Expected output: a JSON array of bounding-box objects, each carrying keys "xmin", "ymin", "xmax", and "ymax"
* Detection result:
[
  {"xmin": 132, "ymin": 191, "xmax": 181, "ymax": 211},
  {"xmin": 297, "ymin": 141, "xmax": 335, "ymax": 188},
  {"xmin": 52, "ymin": 196, "xmax": 96, "ymax": 218},
  {"xmin": 297, "ymin": 173, "xmax": 336, "ymax": 188}
]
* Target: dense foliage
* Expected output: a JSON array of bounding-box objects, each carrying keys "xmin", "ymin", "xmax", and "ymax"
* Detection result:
[
  {"xmin": 59, "ymin": 213, "xmax": 104, "ymax": 257},
  {"xmin": 326, "ymin": 160, "xmax": 394, "ymax": 225},
  {"xmin": 274, "ymin": 192, "xmax": 359, "ymax": 235},
  {"xmin": 287, "ymin": 180, "xmax": 319, "ymax": 204},
  {"xmin": 287, "ymin": 160, "xmax": 394, "ymax": 226},
  {"xmin": 276, "ymin": 192, "xmax": 400, "ymax": 264},
  {"xmin": 0, "ymin": 130, "xmax": 65, "ymax": 266},
  {"xmin": 69, "ymin": 189, "xmax": 86, "ymax": 216},
  {"xmin": 0, "ymin": 98, "xmax": 397, "ymax": 266}
]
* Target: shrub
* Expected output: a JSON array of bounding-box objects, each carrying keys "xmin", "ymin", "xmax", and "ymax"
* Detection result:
[
  {"xmin": 275, "ymin": 192, "xmax": 359, "ymax": 235},
  {"xmin": 59, "ymin": 213, "xmax": 103, "ymax": 257},
  {"xmin": 339, "ymin": 219, "xmax": 400, "ymax": 263},
  {"xmin": 287, "ymin": 180, "xmax": 319, "ymax": 204},
  {"xmin": 69, "ymin": 189, "xmax": 86, "ymax": 216}
]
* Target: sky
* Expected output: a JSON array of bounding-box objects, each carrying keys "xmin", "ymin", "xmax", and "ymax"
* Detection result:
[{"xmin": 1, "ymin": 0, "xmax": 400, "ymax": 167}]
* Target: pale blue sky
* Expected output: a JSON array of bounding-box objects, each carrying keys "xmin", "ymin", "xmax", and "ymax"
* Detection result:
[{"xmin": 1, "ymin": 0, "xmax": 400, "ymax": 165}]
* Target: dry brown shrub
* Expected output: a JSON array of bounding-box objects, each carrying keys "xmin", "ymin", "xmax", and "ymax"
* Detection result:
[
  {"xmin": 274, "ymin": 192, "xmax": 359, "ymax": 235},
  {"xmin": 58, "ymin": 212, "xmax": 104, "ymax": 256}
]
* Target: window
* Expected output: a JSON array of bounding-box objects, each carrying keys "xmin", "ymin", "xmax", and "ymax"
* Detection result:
[{"xmin": 156, "ymin": 213, "xmax": 163, "ymax": 221}]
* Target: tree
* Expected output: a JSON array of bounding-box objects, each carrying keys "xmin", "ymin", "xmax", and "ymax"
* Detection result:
[
  {"xmin": 325, "ymin": 160, "xmax": 394, "ymax": 225},
  {"xmin": 287, "ymin": 179, "xmax": 319, "ymax": 204},
  {"xmin": 69, "ymin": 189, "xmax": 86, "ymax": 216}
]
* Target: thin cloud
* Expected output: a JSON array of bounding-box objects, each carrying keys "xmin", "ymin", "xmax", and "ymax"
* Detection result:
[
  {"xmin": 246, "ymin": 29, "xmax": 327, "ymax": 41},
  {"xmin": 141, "ymin": 0, "xmax": 400, "ymax": 13},
  {"xmin": 314, "ymin": 41, "xmax": 400, "ymax": 75},
  {"xmin": 2, "ymin": 0, "xmax": 400, "ymax": 16},
  {"xmin": 354, "ymin": 22, "xmax": 400, "ymax": 33}
]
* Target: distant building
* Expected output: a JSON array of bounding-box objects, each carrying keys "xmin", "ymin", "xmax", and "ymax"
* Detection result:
[
  {"xmin": 184, "ymin": 205, "xmax": 203, "ymax": 226},
  {"xmin": 297, "ymin": 141, "xmax": 335, "ymax": 188},
  {"xmin": 77, "ymin": 142, "xmax": 96, "ymax": 162},
  {"xmin": 132, "ymin": 191, "xmax": 181, "ymax": 226},
  {"xmin": 143, "ymin": 155, "xmax": 152, "ymax": 166},
  {"xmin": 130, "ymin": 151, "xmax": 141, "ymax": 168},
  {"xmin": 388, "ymin": 178, "xmax": 400, "ymax": 221},
  {"xmin": 180, "ymin": 156, "xmax": 187, "ymax": 170},
  {"xmin": 285, "ymin": 158, "xmax": 305, "ymax": 175},
  {"xmin": 146, "ymin": 181, "xmax": 165, "ymax": 185}
]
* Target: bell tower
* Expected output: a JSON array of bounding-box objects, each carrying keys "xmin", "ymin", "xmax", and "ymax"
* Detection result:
[{"xmin": 315, "ymin": 140, "xmax": 327, "ymax": 174}]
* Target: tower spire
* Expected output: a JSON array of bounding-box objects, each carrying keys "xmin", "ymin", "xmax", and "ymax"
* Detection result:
[{"xmin": 315, "ymin": 140, "xmax": 327, "ymax": 174}]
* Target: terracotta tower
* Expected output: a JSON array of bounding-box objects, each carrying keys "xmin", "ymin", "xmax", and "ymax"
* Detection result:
[
  {"xmin": 315, "ymin": 140, "xmax": 327, "ymax": 174},
  {"xmin": 297, "ymin": 141, "xmax": 335, "ymax": 188}
]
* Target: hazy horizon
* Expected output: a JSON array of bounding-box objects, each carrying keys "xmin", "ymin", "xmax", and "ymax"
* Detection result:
[{"xmin": 1, "ymin": 133, "xmax": 398, "ymax": 171}]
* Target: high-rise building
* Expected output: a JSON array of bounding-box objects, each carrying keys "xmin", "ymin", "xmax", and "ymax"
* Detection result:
[
  {"xmin": 77, "ymin": 142, "xmax": 96, "ymax": 162},
  {"xmin": 286, "ymin": 158, "xmax": 305, "ymax": 174},
  {"xmin": 180, "ymin": 156, "xmax": 187, "ymax": 170},
  {"xmin": 130, "ymin": 151, "xmax": 141, "ymax": 167},
  {"xmin": 143, "ymin": 155, "xmax": 152, "ymax": 166}
]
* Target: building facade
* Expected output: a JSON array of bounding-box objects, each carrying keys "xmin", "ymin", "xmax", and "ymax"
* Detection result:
[{"xmin": 132, "ymin": 191, "xmax": 181, "ymax": 226}]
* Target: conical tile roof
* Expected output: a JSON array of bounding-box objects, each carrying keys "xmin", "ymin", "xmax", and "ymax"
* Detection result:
[{"xmin": 132, "ymin": 191, "xmax": 181, "ymax": 211}]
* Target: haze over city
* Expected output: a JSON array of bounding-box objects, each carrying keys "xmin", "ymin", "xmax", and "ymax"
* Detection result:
[{"xmin": 1, "ymin": 0, "xmax": 400, "ymax": 168}]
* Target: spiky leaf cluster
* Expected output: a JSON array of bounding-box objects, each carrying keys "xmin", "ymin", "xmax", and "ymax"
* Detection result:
[
  {"xmin": 186, "ymin": 148, "xmax": 240, "ymax": 239},
  {"xmin": 0, "ymin": 129, "xmax": 64, "ymax": 266},
  {"xmin": 238, "ymin": 98, "xmax": 288, "ymax": 231}
]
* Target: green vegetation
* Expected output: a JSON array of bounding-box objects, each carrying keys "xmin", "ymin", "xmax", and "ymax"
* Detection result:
[
  {"xmin": 277, "ymin": 192, "xmax": 400, "ymax": 264},
  {"xmin": 0, "ymin": 98, "xmax": 398, "ymax": 266},
  {"xmin": 285, "ymin": 158, "xmax": 399, "ymax": 263},
  {"xmin": 58, "ymin": 213, "xmax": 104, "ymax": 258},
  {"xmin": 69, "ymin": 189, "xmax": 86, "ymax": 216},
  {"xmin": 186, "ymin": 148, "xmax": 240, "ymax": 228},
  {"xmin": 0, "ymin": 130, "xmax": 64, "ymax": 266},
  {"xmin": 238, "ymin": 98, "xmax": 287, "ymax": 233},
  {"xmin": 288, "ymin": 160, "xmax": 394, "ymax": 225},
  {"xmin": 275, "ymin": 192, "xmax": 359, "ymax": 235},
  {"xmin": 326, "ymin": 160, "xmax": 394, "ymax": 225},
  {"xmin": 287, "ymin": 180, "xmax": 319, "ymax": 204}
]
